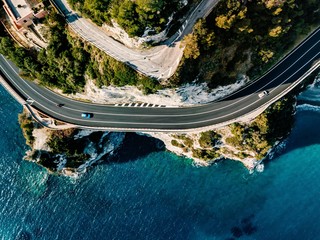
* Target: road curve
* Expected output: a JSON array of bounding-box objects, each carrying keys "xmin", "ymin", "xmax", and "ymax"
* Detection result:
[
  {"xmin": 50, "ymin": 0, "xmax": 220, "ymax": 79},
  {"xmin": 0, "ymin": 28, "xmax": 319, "ymax": 132}
]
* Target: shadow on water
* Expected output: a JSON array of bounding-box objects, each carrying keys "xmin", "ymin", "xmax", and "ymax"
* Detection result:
[
  {"xmin": 261, "ymin": 103, "xmax": 320, "ymax": 169},
  {"xmin": 107, "ymin": 133, "xmax": 165, "ymax": 164},
  {"xmin": 289, "ymin": 111, "xmax": 320, "ymax": 148},
  {"xmin": 223, "ymin": 214, "xmax": 258, "ymax": 240}
]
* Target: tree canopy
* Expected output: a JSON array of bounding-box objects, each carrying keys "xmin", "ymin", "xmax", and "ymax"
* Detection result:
[
  {"xmin": 68, "ymin": 0, "xmax": 182, "ymax": 37},
  {"xmin": 0, "ymin": 12, "xmax": 160, "ymax": 94},
  {"xmin": 172, "ymin": 0, "xmax": 320, "ymax": 88}
]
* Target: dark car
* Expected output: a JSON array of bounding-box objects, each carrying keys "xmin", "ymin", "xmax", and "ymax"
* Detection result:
[{"xmin": 81, "ymin": 113, "xmax": 93, "ymax": 118}]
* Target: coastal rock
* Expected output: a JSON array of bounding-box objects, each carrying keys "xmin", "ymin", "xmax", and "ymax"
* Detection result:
[
  {"xmin": 63, "ymin": 75, "xmax": 249, "ymax": 107},
  {"xmin": 146, "ymin": 96, "xmax": 296, "ymax": 171},
  {"xmin": 19, "ymin": 91, "xmax": 296, "ymax": 175},
  {"xmin": 23, "ymin": 126, "xmax": 126, "ymax": 177}
]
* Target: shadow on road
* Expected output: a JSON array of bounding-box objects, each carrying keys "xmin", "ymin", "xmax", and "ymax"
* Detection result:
[
  {"xmin": 124, "ymin": 61, "xmax": 138, "ymax": 70},
  {"xmin": 65, "ymin": 13, "xmax": 82, "ymax": 23}
]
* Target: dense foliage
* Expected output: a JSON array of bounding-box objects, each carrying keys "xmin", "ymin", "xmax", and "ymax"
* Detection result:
[
  {"xmin": 225, "ymin": 96, "xmax": 295, "ymax": 159},
  {"xmin": 35, "ymin": 129, "xmax": 90, "ymax": 171},
  {"xmin": 193, "ymin": 131, "xmax": 221, "ymax": 160},
  {"xmin": 171, "ymin": 0, "xmax": 320, "ymax": 88},
  {"xmin": 0, "ymin": 13, "xmax": 86, "ymax": 93},
  {"xmin": 68, "ymin": 0, "xmax": 184, "ymax": 37},
  {"xmin": 67, "ymin": 0, "xmax": 111, "ymax": 26},
  {"xmin": 171, "ymin": 132, "xmax": 222, "ymax": 161},
  {"xmin": 85, "ymin": 44, "xmax": 162, "ymax": 94},
  {"xmin": 0, "ymin": 12, "xmax": 160, "ymax": 94},
  {"xmin": 47, "ymin": 129, "xmax": 80, "ymax": 154},
  {"xmin": 198, "ymin": 130, "xmax": 221, "ymax": 148},
  {"xmin": 170, "ymin": 96, "xmax": 295, "ymax": 161},
  {"xmin": 18, "ymin": 112, "xmax": 35, "ymax": 147}
]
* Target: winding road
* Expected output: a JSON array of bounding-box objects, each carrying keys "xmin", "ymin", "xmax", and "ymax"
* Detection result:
[
  {"xmin": 50, "ymin": 0, "xmax": 220, "ymax": 79},
  {"xmin": 0, "ymin": 28, "xmax": 319, "ymax": 132}
]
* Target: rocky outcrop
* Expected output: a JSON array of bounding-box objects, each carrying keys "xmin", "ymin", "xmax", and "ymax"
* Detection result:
[
  {"xmin": 147, "ymin": 96, "xmax": 296, "ymax": 171},
  {"xmin": 23, "ymin": 125, "xmax": 126, "ymax": 177},
  {"xmin": 19, "ymin": 94, "xmax": 295, "ymax": 176}
]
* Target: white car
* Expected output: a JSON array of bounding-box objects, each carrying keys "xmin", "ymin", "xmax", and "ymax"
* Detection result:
[{"xmin": 258, "ymin": 90, "xmax": 269, "ymax": 98}]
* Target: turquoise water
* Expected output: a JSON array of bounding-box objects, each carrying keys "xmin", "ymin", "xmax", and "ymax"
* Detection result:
[{"xmin": 1, "ymin": 80, "xmax": 320, "ymax": 240}]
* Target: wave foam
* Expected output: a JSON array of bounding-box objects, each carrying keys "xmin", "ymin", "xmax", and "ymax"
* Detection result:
[
  {"xmin": 255, "ymin": 163, "xmax": 264, "ymax": 172},
  {"xmin": 297, "ymin": 103, "xmax": 320, "ymax": 112},
  {"xmin": 77, "ymin": 132, "xmax": 126, "ymax": 174},
  {"xmin": 307, "ymin": 73, "xmax": 320, "ymax": 89}
]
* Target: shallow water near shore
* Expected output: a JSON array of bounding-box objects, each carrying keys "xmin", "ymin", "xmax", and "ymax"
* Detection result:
[{"xmin": 1, "ymin": 80, "xmax": 320, "ymax": 239}]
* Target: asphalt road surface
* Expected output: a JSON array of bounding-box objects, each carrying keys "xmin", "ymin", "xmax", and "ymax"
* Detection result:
[
  {"xmin": 51, "ymin": 0, "xmax": 220, "ymax": 79},
  {"xmin": 0, "ymin": 28, "xmax": 319, "ymax": 131}
]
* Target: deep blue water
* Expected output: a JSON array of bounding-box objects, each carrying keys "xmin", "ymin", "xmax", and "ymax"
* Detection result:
[{"xmin": 1, "ymin": 77, "xmax": 320, "ymax": 240}]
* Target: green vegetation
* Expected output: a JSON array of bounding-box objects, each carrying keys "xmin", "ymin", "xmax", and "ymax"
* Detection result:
[
  {"xmin": 192, "ymin": 148, "xmax": 220, "ymax": 161},
  {"xmin": 171, "ymin": 139, "xmax": 184, "ymax": 148},
  {"xmin": 193, "ymin": 131, "xmax": 221, "ymax": 160},
  {"xmin": 68, "ymin": 0, "xmax": 190, "ymax": 37},
  {"xmin": 172, "ymin": 134, "xmax": 194, "ymax": 148},
  {"xmin": 171, "ymin": 0, "xmax": 320, "ymax": 88},
  {"xmin": 32, "ymin": 129, "xmax": 117, "ymax": 172},
  {"xmin": 3, "ymin": 1, "xmax": 309, "ymax": 166},
  {"xmin": 111, "ymin": 0, "xmax": 182, "ymax": 37},
  {"xmin": 18, "ymin": 112, "xmax": 35, "ymax": 147},
  {"xmin": 171, "ymin": 132, "xmax": 222, "ymax": 161},
  {"xmin": 0, "ymin": 12, "xmax": 161, "ymax": 94},
  {"xmin": 86, "ymin": 45, "xmax": 162, "ymax": 94},
  {"xmin": 67, "ymin": 0, "xmax": 111, "ymax": 26},
  {"xmin": 35, "ymin": 149, "xmax": 89, "ymax": 171},
  {"xmin": 225, "ymin": 122, "xmax": 271, "ymax": 159},
  {"xmin": 170, "ymin": 97, "xmax": 295, "ymax": 162},
  {"xmin": 47, "ymin": 129, "xmax": 77, "ymax": 154},
  {"xmin": 44, "ymin": 128, "xmax": 90, "ymax": 169},
  {"xmin": 171, "ymin": 134, "xmax": 194, "ymax": 153},
  {"xmin": 198, "ymin": 130, "xmax": 221, "ymax": 148},
  {"xmin": 226, "ymin": 96, "xmax": 295, "ymax": 159},
  {"xmin": 0, "ymin": 13, "xmax": 87, "ymax": 93}
]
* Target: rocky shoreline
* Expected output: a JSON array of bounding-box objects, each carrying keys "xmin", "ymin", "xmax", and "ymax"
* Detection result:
[
  {"xmin": 20, "ymin": 93, "xmax": 296, "ymax": 177},
  {"xmin": 23, "ymin": 128, "xmax": 126, "ymax": 177},
  {"xmin": 19, "ymin": 58, "xmax": 319, "ymax": 179},
  {"xmin": 17, "ymin": 65, "xmax": 313, "ymax": 178}
]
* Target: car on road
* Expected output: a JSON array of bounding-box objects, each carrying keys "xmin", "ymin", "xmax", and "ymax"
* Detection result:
[
  {"xmin": 258, "ymin": 90, "xmax": 269, "ymax": 98},
  {"xmin": 81, "ymin": 113, "xmax": 93, "ymax": 118}
]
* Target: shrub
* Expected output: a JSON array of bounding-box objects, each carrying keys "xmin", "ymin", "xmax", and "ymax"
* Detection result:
[
  {"xmin": 199, "ymin": 131, "xmax": 221, "ymax": 148},
  {"xmin": 171, "ymin": 140, "xmax": 184, "ymax": 148},
  {"xmin": 192, "ymin": 148, "xmax": 219, "ymax": 161},
  {"xmin": 18, "ymin": 112, "xmax": 35, "ymax": 147}
]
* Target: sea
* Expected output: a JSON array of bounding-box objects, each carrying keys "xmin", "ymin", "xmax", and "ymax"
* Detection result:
[{"xmin": 0, "ymin": 75, "xmax": 320, "ymax": 240}]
